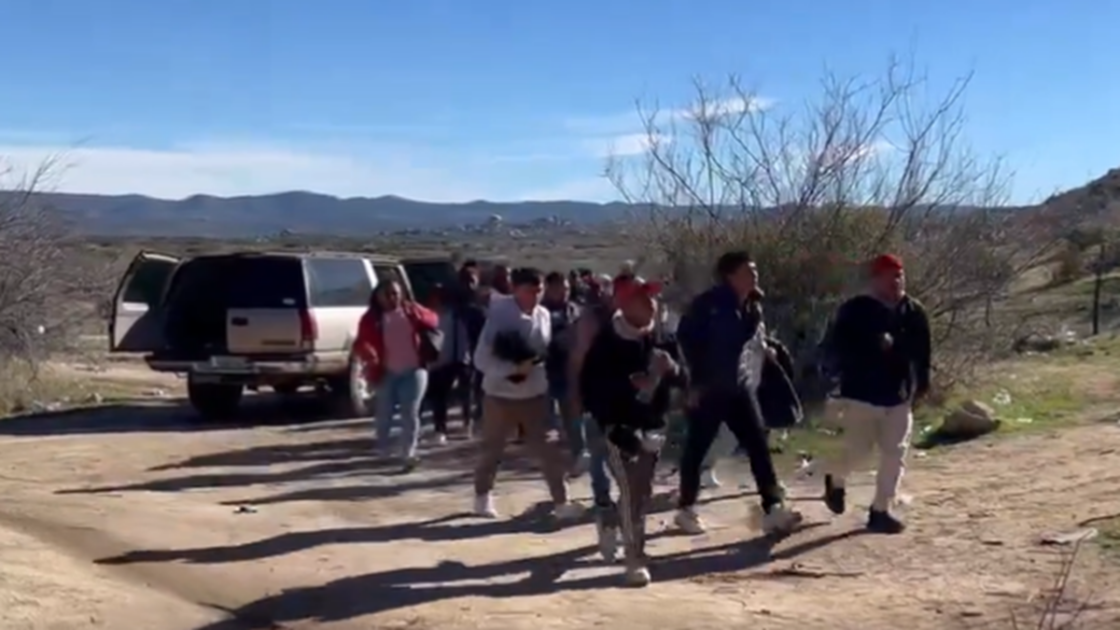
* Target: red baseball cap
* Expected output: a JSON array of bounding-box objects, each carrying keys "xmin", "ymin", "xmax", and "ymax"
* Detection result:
[
  {"xmin": 869, "ymin": 254, "xmax": 904, "ymax": 276},
  {"xmin": 613, "ymin": 274, "xmax": 663, "ymax": 303}
]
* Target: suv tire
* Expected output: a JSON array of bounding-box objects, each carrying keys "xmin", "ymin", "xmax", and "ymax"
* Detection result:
[{"xmin": 187, "ymin": 376, "xmax": 244, "ymax": 421}]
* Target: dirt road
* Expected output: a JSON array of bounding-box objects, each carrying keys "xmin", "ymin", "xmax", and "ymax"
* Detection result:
[{"xmin": 0, "ymin": 393, "xmax": 1119, "ymax": 629}]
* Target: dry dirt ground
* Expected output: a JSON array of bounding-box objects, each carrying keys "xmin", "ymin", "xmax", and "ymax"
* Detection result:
[{"xmin": 1, "ymin": 366, "xmax": 1120, "ymax": 630}]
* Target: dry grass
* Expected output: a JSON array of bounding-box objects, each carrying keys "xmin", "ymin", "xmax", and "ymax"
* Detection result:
[{"xmin": 0, "ymin": 359, "xmax": 174, "ymax": 415}]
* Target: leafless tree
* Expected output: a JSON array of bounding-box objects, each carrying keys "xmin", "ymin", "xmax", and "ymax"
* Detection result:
[
  {"xmin": 0, "ymin": 155, "xmax": 110, "ymax": 373},
  {"xmin": 607, "ymin": 56, "xmax": 1068, "ymax": 395}
]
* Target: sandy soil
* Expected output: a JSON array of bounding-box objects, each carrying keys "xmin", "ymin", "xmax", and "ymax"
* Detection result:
[{"xmin": 0, "ymin": 380, "xmax": 1119, "ymax": 629}]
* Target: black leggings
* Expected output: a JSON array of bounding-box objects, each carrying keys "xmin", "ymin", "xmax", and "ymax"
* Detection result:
[
  {"xmin": 426, "ymin": 364, "xmax": 470, "ymax": 434},
  {"xmin": 678, "ymin": 388, "xmax": 783, "ymax": 510}
]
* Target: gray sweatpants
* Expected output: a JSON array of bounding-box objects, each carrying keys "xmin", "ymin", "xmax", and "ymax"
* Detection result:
[{"xmin": 603, "ymin": 441, "xmax": 660, "ymax": 561}]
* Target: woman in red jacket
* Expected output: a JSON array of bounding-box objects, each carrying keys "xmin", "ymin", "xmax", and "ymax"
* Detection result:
[{"xmin": 355, "ymin": 279, "xmax": 440, "ymax": 469}]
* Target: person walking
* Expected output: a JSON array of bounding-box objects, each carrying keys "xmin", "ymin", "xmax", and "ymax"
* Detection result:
[
  {"xmin": 541, "ymin": 272, "xmax": 584, "ymax": 463},
  {"xmin": 456, "ymin": 265, "xmax": 488, "ymax": 434},
  {"xmin": 579, "ymin": 277, "xmax": 686, "ymax": 586},
  {"xmin": 567, "ymin": 273, "xmax": 639, "ymax": 560},
  {"xmin": 355, "ymin": 279, "xmax": 440, "ymax": 471},
  {"xmin": 821, "ymin": 254, "xmax": 931, "ymax": 534},
  {"xmin": 471, "ymin": 267, "xmax": 581, "ymax": 520},
  {"xmin": 425, "ymin": 284, "xmax": 472, "ymax": 444},
  {"xmin": 674, "ymin": 251, "xmax": 802, "ymax": 535}
]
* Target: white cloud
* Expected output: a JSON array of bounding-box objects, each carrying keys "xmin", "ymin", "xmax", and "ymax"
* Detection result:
[
  {"xmin": 671, "ymin": 96, "xmax": 774, "ymax": 122},
  {"xmin": 810, "ymin": 139, "xmax": 894, "ymax": 169},
  {"xmin": 0, "ymin": 142, "xmax": 502, "ymax": 202},
  {"xmin": 520, "ymin": 176, "xmax": 617, "ymax": 203},
  {"xmin": 568, "ymin": 95, "xmax": 774, "ymax": 159},
  {"xmin": 581, "ymin": 132, "xmax": 673, "ymax": 159}
]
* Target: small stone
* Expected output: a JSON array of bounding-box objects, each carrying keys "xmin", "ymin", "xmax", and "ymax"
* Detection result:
[{"xmin": 1039, "ymin": 528, "xmax": 1097, "ymax": 546}]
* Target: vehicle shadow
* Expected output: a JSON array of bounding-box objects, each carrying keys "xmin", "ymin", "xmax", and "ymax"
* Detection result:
[
  {"xmin": 188, "ymin": 526, "xmax": 850, "ymax": 629},
  {"xmin": 0, "ymin": 392, "xmax": 359, "ymax": 438}
]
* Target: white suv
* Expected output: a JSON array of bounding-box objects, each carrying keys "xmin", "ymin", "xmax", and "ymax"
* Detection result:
[{"xmin": 109, "ymin": 250, "xmax": 414, "ymax": 421}]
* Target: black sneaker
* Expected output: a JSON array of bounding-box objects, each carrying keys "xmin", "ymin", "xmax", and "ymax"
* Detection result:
[
  {"xmin": 823, "ymin": 474, "xmax": 846, "ymax": 515},
  {"xmin": 867, "ymin": 509, "xmax": 906, "ymax": 534}
]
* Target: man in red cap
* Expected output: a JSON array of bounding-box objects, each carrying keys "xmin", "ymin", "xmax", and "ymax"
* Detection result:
[
  {"xmin": 567, "ymin": 271, "xmax": 643, "ymax": 563},
  {"xmin": 578, "ymin": 275, "xmax": 687, "ymax": 586},
  {"xmin": 820, "ymin": 253, "xmax": 932, "ymax": 534}
]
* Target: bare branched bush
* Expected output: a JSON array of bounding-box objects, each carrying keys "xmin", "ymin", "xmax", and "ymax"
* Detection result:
[
  {"xmin": 0, "ymin": 157, "xmax": 112, "ymax": 375},
  {"xmin": 608, "ymin": 57, "xmax": 1069, "ymax": 398}
]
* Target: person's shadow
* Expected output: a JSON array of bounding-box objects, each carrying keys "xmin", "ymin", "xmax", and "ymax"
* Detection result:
[{"xmin": 191, "ymin": 522, "xmax": 851, "ymax": 629}]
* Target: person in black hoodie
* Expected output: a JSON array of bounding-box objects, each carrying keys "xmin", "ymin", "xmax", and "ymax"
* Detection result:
[
  {"xmin": 579, "ymin": 277, "xmax": 686, "ymax": 587},
  {"xmin": 821, "ymin": 253, "xmax": 931, "ymax": 534}
]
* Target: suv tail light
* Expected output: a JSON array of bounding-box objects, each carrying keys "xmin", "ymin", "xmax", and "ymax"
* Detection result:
[{"xmin": 298, "ymin": 308, "xmax": 318, "ymax": 350}]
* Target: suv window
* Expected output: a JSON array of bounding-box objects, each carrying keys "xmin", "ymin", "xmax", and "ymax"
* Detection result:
[
  {"xmin": 228, "ymin": 257, "xmax": 307, "ymax": 308},
  {"xmin": 403, "ymin": 261, "xmax": 457, "ymax": 307},
  {"xmin": 305, "ymin": 258, "xmax": 371, "ymax": 307},
  {"xmin": 123, "ymin": 260, "xmax": 177, "ymax": 305}
]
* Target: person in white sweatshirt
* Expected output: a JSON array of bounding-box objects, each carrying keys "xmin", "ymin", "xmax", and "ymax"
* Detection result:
[{"xmin": 471, "ymin": 267, "xmax": 580, "ymax": 521}]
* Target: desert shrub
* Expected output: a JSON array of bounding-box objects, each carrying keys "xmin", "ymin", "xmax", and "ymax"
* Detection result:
[
  {"xmin": 609, "ymin": 58, "xmax": 1069, "ymax": 400},
  {"xmin": 0, "ymin": 158, "xmax": 113, "ymax": 381},
  {"xmin": 1052, "ymin": 243, "xmax": 1085, "ymax": 285}
]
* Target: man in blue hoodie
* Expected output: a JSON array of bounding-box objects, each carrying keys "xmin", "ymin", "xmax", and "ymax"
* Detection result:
[{"xmin": 674, "ymin": 250, "xmax": 801, "ymax": 536}]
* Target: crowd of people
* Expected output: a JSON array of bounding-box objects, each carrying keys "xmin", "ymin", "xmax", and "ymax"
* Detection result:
[{"xmin": 353, "ymin": 251, "xmax": 933, "ymax": 587}]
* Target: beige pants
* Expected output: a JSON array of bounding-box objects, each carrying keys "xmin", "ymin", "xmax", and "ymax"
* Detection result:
[
  {"xmin": 473, "ymin": 395, "xmax": 569, "ymax": 504},
  {"xmin": 825, "ymin": 398, "xmax": 913, "ymax": 511}
]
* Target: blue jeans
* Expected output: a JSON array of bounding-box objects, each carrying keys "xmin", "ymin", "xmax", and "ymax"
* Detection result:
[
  {"xmin": 548, "ymin": 380, "xmax": 587, "ymax": 457},
  {"xmin": 374, "ymin": 368, "xmax": 429, "ymax": 459},
  {"xmin": 584, "ymin": 417, "xmax": 613, "ymax": 507}
]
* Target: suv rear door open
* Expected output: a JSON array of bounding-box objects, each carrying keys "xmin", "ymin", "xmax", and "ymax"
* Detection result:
[{"xmin": 109, "ymin": 251, "xmax": 181, "ymax": 352}]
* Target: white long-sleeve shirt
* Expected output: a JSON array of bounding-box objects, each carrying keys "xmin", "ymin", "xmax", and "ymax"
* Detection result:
[{"xmin": 472, "ymin": 294, "xmax": 551, "ymax": 399}]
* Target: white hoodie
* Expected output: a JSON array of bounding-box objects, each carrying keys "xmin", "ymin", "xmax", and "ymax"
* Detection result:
[{"xmin": 472, "ymin": 294, "xmax": 552, "ymax": 399}]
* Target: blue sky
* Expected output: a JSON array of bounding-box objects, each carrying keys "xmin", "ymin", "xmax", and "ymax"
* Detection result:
[{"xmin": 0, "ymin": 0, "xmax": 1115, "ymax": 203}]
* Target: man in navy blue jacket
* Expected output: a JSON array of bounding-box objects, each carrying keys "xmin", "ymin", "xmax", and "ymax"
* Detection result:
[{"xmin": 674, "ymin": 251, "xmax": 801, "ymax": 536}]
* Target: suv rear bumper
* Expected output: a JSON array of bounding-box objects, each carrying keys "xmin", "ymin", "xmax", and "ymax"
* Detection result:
[{"xmin": 145, "ymin": 355, "xmax": 340, "ymax": 377}]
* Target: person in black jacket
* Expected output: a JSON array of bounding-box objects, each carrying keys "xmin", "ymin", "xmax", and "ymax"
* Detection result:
[
  {"xmin": 580, "ymin": 277, "xmax": 686, "ymax": 587},
  {"xmin": 821, "ymin": 253, "xmax": 931, "ymax": 534},
  {"xmin": 675, "ymin": 251, "xmax": 803, "ymax": 537},
  {"xmin": 456, "ymin": 264, "xmax": 488, "ymax": 433}
]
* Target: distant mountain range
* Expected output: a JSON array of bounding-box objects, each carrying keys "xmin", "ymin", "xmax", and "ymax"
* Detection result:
[
  {"xmin": 9, "ymin": 165, "xmax": 1116, "ymax": 238},
  {"xmin": 20, "ymin": 191, "xmax": 635, "ymax": 237}
]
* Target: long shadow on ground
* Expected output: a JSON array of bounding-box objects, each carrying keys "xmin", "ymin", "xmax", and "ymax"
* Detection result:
[
  {"xmin": 187, "ymin": 525, "xmax": 852, "ymax": 629},
  {"xmin": 55, "ymin": 435, "xmax": 549, "ymax": 500},
  {"xmin": 0, "ymin": 393, "xmax": 348, "ymax": 437}
]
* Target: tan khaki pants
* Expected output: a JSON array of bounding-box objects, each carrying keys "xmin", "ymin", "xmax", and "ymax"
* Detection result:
[
  {"xmin": 825, "ymin": 398, "xmax": 913, "ymax": 511},
  {"xmin": 473, "ymin": 395, "xmax": 569, "ymax": 504}
]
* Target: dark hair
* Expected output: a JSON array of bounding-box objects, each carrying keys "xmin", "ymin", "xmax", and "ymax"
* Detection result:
[
  {"xmin": 369, "ymin": 278, "xmax": 402, "ymax": 310},
  {"xmin": 510, "ymin": 267, "xmax": 544, "ymax": 288},
  {"xmin": 715, "ymin": 250, "xmax": 753, "ymax": 280},
  {"xmin": 461, "ymin": 259, "xmax": 479, "ymax": 270},
  {"xmin": 544, "ymin": 271, "xmax": 566, "ymax": 286}
]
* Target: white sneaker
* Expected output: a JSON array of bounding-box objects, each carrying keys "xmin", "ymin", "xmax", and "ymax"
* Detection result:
[
  {"xmin": 700, "ymin": 467, "xmax": 722, "ymax": 489},
  {"xmin": 624, "ymin": 563, "xmax": 652, "ymax": 587},
  {"xmin": 432, "ymin": 433, "xmax": 448, "ymax": 446},
  {"xmin": 553, "ymin": 502, "xmax": 584, "ymax": 521},
  {"xmin": 674, "ymin": 508, "xmax": 707, "ymax": 534},
  {"xmin": 473, "ymin": 493, "xmax": 498, "ymax": 518},
  {"xmin": 761, "ymin": 504, "xmax": 803, "ymax": 535}
]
